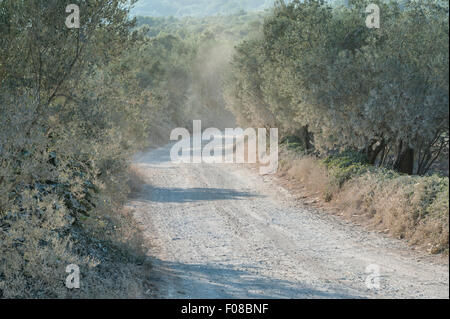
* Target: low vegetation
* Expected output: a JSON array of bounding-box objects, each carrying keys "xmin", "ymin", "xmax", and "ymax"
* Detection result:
[{"xmin": 280, "ymin": 143, "xmax": 449, "ymax": 254}]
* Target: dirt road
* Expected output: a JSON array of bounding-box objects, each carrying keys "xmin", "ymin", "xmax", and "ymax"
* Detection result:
[{"xmin": 128, "ymin": 142, "xmax": 449, "ymax": 299}]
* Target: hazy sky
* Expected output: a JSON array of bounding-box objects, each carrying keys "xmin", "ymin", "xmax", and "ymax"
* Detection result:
[{"xmin": 130, "ymin": 0, "xmax": 274, "ymax": 17}]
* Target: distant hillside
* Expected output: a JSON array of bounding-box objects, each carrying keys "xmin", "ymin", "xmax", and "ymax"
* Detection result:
[{"xmin": 131, "ymin": 0, "xmax": 273, "ymax": 17}]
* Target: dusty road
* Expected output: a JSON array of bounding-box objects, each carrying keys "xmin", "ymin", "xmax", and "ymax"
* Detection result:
[{"xmin": 128, "ymin": 142, "xmax": 449, "ymax": 299}]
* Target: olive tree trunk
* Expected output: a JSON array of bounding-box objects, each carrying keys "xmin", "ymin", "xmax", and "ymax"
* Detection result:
[{"xmin": 394, "ymin": 141, "xmax": 415, "ymax": 175}]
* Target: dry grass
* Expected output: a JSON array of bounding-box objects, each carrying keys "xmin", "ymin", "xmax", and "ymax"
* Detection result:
[
  {"xmin": 0, "ymin": 176, "xmax": 154, "ymax": 299},
  {"xmin": 335, "ymin": 173, "xmax": 449, "ymax": 254},
  {"xmin": 286, "ymin": 157, "xmax": 330, "ymax": 196},
  {"xmin": 127, "ymin": 165, "xmax": 148, "ymax": 196},
  {"xmin": 0, "ymin": 133, "xmax": 154, "ymax": 298},
  {"xmin": 278, "ymin": 147, "xmax": 449, "ymax": 255}
]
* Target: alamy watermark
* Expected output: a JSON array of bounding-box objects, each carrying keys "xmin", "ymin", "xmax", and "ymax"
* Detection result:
[
  {"xmin": 65, "ymin": 4, "xmax": 80, "ymax": 29},
  {"xmin": 170, "ymin": 121, "xmax": 279, "ymax": 175},
  {"xmin": 366, "ymin": 4, "xmax": 380, "ymax": 29},
  {"xmin": 65, "ymin": 264, "xmax": 80, "ymax": 289}
]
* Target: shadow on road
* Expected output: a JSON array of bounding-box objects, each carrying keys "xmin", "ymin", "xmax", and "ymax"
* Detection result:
[
  {"xmin": 131, "ymin": 186, "xmax": 263, "ymax": 203},
  {"xmin": 148, "ymin": 258, "xmax": 363, "ymax": 299}
]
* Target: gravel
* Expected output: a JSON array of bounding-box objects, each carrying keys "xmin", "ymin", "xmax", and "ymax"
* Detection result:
[{"xmin": 127, "ymin": 142, "xmax": 449, "ymax": 299}]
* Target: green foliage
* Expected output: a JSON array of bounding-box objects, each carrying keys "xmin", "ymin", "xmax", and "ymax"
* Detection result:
[
  {"xmin": 281, "ymin": 136, "xmax": 307, "ymax": 152},
  {"xmin": 323, "ymin": 151, "xmax": 369, "ymax": 168},
  {"xmin": 136, "ymin": 11, "xmax": 265, "ymax": 42},
  {"xmin": 135, "ymin": 10, "xmax": 264, "ymax": 129},
  {"xmin": 226, "ymin": 0, "xmax": 449, "ymax": 175},
  {"xmin": 323, "ymin": 151, "xmax": 371, "ymax": 187},
  {"xmin": 0, "ymin": 0, "xmax": 154, "ymax": 298},
  {"xmin": 282, "ymin": 146, "xmax": 449, "ymax": 253}
]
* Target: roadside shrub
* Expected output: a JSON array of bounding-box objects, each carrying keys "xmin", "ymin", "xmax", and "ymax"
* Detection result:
[
  {"xmin": 322, "ymin": 151, "xmax": 371, "ymax": 197},
  {"xmin": 281, "ymin": 147, "xmax": 449, "ymax": 254},
  {"xmin": 0, "ymin": 0, "xmax": 153, "ymax": 298},
  {"xmin": 0, "ymin": 119, "xmax": 151, "ymax": 298}
]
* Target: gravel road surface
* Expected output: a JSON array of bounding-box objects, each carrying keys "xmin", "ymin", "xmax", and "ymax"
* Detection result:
[{"xmin": 128, "ymin": 141, "xmax": 449, "ymax": 299}]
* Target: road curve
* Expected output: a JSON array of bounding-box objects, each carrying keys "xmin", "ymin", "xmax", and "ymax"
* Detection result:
[{"xmin": 127, "ymin": 142, "xmax": 449, "ymax": 299}]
